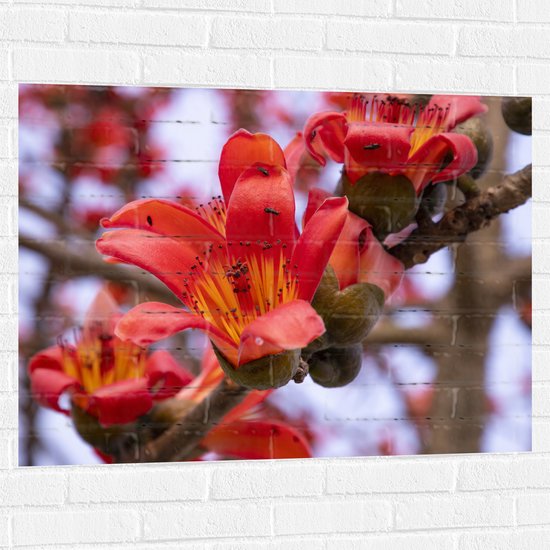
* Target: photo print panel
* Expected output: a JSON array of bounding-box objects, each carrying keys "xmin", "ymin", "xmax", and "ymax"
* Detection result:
[{"xmin": 18, "ymin": 85, "xmax": 532, "ymax": 465}]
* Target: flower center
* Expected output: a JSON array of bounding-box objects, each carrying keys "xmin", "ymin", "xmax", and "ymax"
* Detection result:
[
  {"xmin": 182, "ymin": 246, "xmax": 299, "ymax": 345},
  {"xmin": 60, "ymin": 326, "xmax": 146, "ymax": 394},
  {"xmin": 348, "ymin": 94, "xmax": 451, "ymax": 157}
]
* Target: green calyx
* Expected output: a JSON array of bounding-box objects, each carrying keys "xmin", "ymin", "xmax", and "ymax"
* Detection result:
[
  {"xmin": 212, "ymin": 345, "xmax": 300, "ymax": 390},
  {"xmin": 454, "ymin": 117, "xmax": 493, "ymax": 179},
  {"xmin": 310, "ymin": 266, "xmax": 385, "ymax": 349},
  {"xmin": 501, "ymin": 96, "xmax": 532, "ymax": 136},
  {"xmin": 308, "ymin": 344, "xmax": 363, "ymax": 388},
  {"xmin": 342, "ymin": 172, "xmax": 418, "ymax": 240}
]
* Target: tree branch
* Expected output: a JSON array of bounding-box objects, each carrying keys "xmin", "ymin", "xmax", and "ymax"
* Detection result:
[
  {"xmin": 139, "ymin": 379, "xmax": 248, "ymax": 463},
  {"xmin": 390, "ymin": 164, "xmax": 532, "ymax": 269}
]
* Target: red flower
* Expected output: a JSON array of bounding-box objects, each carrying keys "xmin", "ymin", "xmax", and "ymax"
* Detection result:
[
  {"xmin": 303, "ymin": 94, "xmax": 488, "ymax": 194},
  {"xmin": 96, "ymin": 131, "xmax": 348, "ymax": 368},
  {"xmin": 304, "ymin": 188, "xmax": 403, "ymax": 298},
  {"xmin": 27, "ymin": 290, "xmax": 192, "ymax": 427}
]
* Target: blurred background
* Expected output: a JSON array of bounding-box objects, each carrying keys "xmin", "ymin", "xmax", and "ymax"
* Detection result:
[{"xmin": 18, "ymin": 85, "xmax": 532, "ymax": 466}]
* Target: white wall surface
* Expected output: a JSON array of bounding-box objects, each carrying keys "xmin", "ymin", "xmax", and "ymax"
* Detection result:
[{"xmin": 1, "ymin": 0, "xmax": 547, "ymax": 548}]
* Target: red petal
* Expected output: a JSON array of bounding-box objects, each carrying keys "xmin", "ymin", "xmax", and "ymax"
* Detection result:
[
  {"xmin": 29, "ymin": 368, "xmax": 79, "ymax": 413},
  {"xmin": 90, "ymin": 378, "xmax": 153, "ymax": 426},
  {"xmin": 344, "ymin": 122, "xmax": 413, "ymax": 182},
  {"xmin": 428, "ymin": 95, "xmax": 488, "ymax": 130},
  {"xmin": 238, "ymin": 300, "xmax": 325, "ymax": 365},
  {"xmin": 292, "ymin": 196, "xmax": 348, "ymax": 302},
  {"xmin": 145, "ymin": 350, "xmax": 194, "ymax": 400},
  {"xmin": 302, "ymin": 188, "xmax": 331, "ymax": 227},
  {"xmin": 225, "ymin": 163, "xmax": 296, "ymax": 268},
  {"xmin": 203, "ymin": 419, "xmax": 312, "ymax": 459},
  {"xmin": 83, "ymin": 289, "xmax": 120, "ymax": 341},
  {"xmin": 101, "ymin": 198, "xmax": 224, "ymax": 242},
  {"xmin": 219, "ymin": 129, "xmax": 286, "ymax": 203},
  {"xmin": 96, "ymin": 229, "xmax": 204, "ymax": 299},
  {"xmin": 115, "ymin": 301, "xmax": 238, "ymax": 365},
  {"xmin": 28, "ymin": 345, "xmax": 64, "ymax": 374},
  {"xmin": 303, "ymin": 111, "xmax": 347, "ymax": 165},
  {"xmin": 407, "ymin": 132, "xmax": 478, "ymax": 193},
  {"xmin": 221, "ymin": 389, "xmax": 272, "ymax": 424},
  {"xmin": 283, "ymin": 132, "xmax": 306, "ymax": 184}
]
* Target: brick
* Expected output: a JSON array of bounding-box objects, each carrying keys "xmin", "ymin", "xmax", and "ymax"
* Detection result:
[
  {"xmin": 274, "ymin": 499, "xmax": 392, "ymax": 535},
  {"xmin": 211, "ymin": 16, "xmax": 323, "ymax": 51},
  {"xmin": 0, "ymin": 50, "xmax": 8, "ymax": 81},
  {"xmin": 13, "ymin": 508, "xmax": 140, "ymax": 546},
  {"xmin": 143, "ymin": 52, "xmax": 271, "ymax": 88},
  {"xmin": 517, "ymin": 0, "xmax": 550, "ymax": 23},
  {"xmin": 0, "ymin": 513, "xmax": 8, "ymax": 547},
  {"xmin": 0, "ymin": 8, "xmax": 65, "ymax": 42},
  {"xmin": 0, "ymin": 351, "xmax": 14, "ymax": 391},
  {"xmin": 0, "ymin": 125, "xmax": 11, "ymax": 158},
  {"xmin": 211, "ymin": 463, "xmax": 324, "ymax": 499},
  {"xmin": 395, "ymin": 494, "xmax": 513, "ymax": 529},
  {"xmin": 395, "ymin": 60, "xmax": 515, "ymax": 94},
  {"xmin": 327, "ymin": 22, "xmax": 454, "ymax": 55},
  {"xmin": 143, "ymin": 503, "xmax": 271, "ymax": 540},
  {"xmin": 396, "ymin": 0, "xmax": 514, "ymax": 21},
  {"xmin": 533, "ymin": 98, "xmax": 550, "ymax": 131},
  {"xmin": 213, "ymin": 540, "xmax": 324, "ymax": 550},
  {"xmin": 533, "ymin": 419, "xmax": 550, "ymax": 452},
  {"xmin": 0, "ymin": 395, "xmax": 16, "ymax": 429},
  {"xmin": 0, "ymin": 470, "xmax": 65, "ymax": 505},
  {"xmin": 14, "ymin": 48, "xmax": 140, "ymax": 84},
  {"xmin": 143, "ymin": 0, "xmax": 271, "ymax": 11},
  {"xmin": 458, "ymin": 456, "xmax": 550, "ymax": 491},
  {"xmin": 69, "ymin": 465, "xmax": 208, "ymax": 502},
  {"xmin": 326, "ymin": 458, "xmax": 455, "ymax": 494},
  {"xmin": 326, "ymin": 533, "xmax": 455, "ymax": 550},
  {"xmin": 518, "ymin": 64, "xmax": 550, "ymax": 95},
  {"xmin": 0, "ymin": 434, "xmax": 11, "ymax": 468},
  {"xmin": 460, "ymin": 26, "xmax": 550, "ymax": 58},
  {"xmin": 532, "ymin": 386, "xmax": 550, "ymax": 416},
  {"xmin": 532, "ymin": 133, "xmax": 550, "ymax": 167},
  {"xmin": 518, "ymin": 493, "xmax": 550, "ymax": 525},
  {"xmin": 0, "ymin": 316, "xmax": 16, "ymax": 351},
  {"xmin": 0, "ymin": 85, "xmax": 16, "ymax": 119},
  {"xmin": 15, "ymin": 0, "xmax": 138, "ymax": 5},
  {"xmin": 0, "ymin": 161, "xmax": 17, "ymax": 196},
  {"xmin": 460, "ymin": 529, "xmax": 550, "ymax": 549},
  {"xmin": 274, "ymin": 0, "xmax": 390, "ymax": 16},
  {"xmin": 0, "ymin": 238, "xmax": 17, "ymax": 273},
  {"xmin": 69, "ymin": 10, "xmax": 206, "ymax": 46},
  {"xmin": 274, "ymin": 56, "xmax": 391, "ymax": 90}
]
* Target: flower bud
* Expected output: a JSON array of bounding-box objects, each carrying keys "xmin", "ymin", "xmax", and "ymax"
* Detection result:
[
  {"xmin": 342, "ymin": 172, "xmax": 418, "ymax": 240},
  {"xmin": 454, "ymin": 117, "xmax": 493, "ymax": 179},
  {"xmin": 501, "ymin": 96, "xmax": 531, "ymax": 135},
  {"xmin": 213, "ymin": 346, "xmax": 300, "ymax": 390},
  {"xmin": 308, "ymin": 344, "xmax": 363, "ymax": 388},
  {"xmin": 312, "ymin": 277, "xmax": 384, "ymax": 348}
]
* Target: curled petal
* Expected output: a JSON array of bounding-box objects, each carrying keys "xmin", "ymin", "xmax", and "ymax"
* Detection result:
[
  {"xmin": 428, "ymin": 95, "xmax": 488, "ymax": 131},
  {"xmin": 344, "ymin": 122, "xmax": 413, "ymax": 182},
  {"xmin": 29, "ymin": 368, "xmax": 79, "ymax": 413},
  {"xmin": 89, "ymin": 378, "xmax": 152, "ymax": 427},
  {"xmin": 219, "ymin": 129, "xmax": 286, "ymax": 203},
  {"xmin": 304, "ymin": 111, "xmax": 347, "ymax": 165},
  {"xmin": 203, "ymin": 419, "xmax": 311, "ymax": 460},
  {"xmin": 115, "ymin": 301, "xmax": 238, "ymax": 365},
  {"xmin": 96, "ymin": 229, "xmax": 209, "ymax": 300},
  {"xmin": 145, "ymin": 350, "xmax": 194, "ymax": 400},
  {"xmin": 292, "ymin": 196, "xmax": 348, "ymax": 302},
  {"xmin": 101, "ymin": 198, "xmax": 224, "ymax": 242},
  {"xmin": 28, "ymin": 345, "xmax": 64, "ymax": 374},
  {"xmin": 302, "ymin": 187, "xmax": 331, "ymax": 228},
  {"xmin": 238, "ymin": 299, "xmax": 325, "ymax": 365},
  {"xmin": 407, "ymin": 132, "xmax": 478, "ymax": 193},
  {"xmin": 283, "ymin": 132, "xmax": 306, "ymax": 184}
]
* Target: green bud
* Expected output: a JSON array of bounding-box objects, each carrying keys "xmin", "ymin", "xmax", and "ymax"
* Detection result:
[
  {"xmin": 212, "ymin": 345, "xmax": 300, "ymax": 390},
  {"xmin": 342, "ymin": 172, "xmax": 418, "ymax": 240},
  {"xmin": 454, "ymin": 117, "xmax": 494, "ymax": 179},
  {"xmin": 312, "ymin": 279, "xmax": 384, "ymax": 347},
  {"xmin": 501, "ymin": 96, "xmax": 532, "ymax": 136},
  {"xmin": 308, "ymin": 344, "xmax": 363, "ymax": 388}
]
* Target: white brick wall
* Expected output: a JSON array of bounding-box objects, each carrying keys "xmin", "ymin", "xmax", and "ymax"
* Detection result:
[{"xmin": 1, "ymin": 0, "xmax": 545, "ymax": 547}]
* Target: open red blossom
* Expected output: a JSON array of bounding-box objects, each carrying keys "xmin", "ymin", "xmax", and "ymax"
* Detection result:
[
  {"xmin": 96, "ymin": 131, "xmax": 348, "ymax": 368},
  {"xmin": 304, "ymin": 188, "xmax": 404, "ymax": 298},
  {"xmin": 27, "ymin": 290, "xmax": 192, "ymax": 427},
  {"xmin": 303, "ymin": 94, "xmax": 488, "ymax": 194}
]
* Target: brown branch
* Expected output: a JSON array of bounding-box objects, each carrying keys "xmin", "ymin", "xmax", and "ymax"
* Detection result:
[
  {"xmin": 139, "ymin": 379, "xmax": 248, "ymax": 463},
  {"xmin": 391, "ymin": 164, "xmax": 532, "ymax": 269},
  {"xmin": 20, "ymin": 234, "xmax": 175, "ymax": 303}
]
